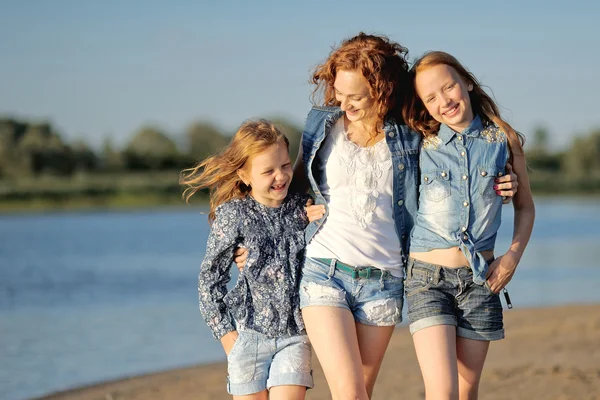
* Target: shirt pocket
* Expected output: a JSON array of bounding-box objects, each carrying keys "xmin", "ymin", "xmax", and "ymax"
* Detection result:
[
  {"xmin": 477, "ymin": 165, "xmax": 505, "ymax": 199},
  {"xmin": 421, "ymin": 169, "xmax": 451, "ymax": 202}
]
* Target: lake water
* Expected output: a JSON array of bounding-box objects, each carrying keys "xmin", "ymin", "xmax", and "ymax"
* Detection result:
[{"xmin": 1, "ymin": 197, "xmax": 599, "ymax": 400}]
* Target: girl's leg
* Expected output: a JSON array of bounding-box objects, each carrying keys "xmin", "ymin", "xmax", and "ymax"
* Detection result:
[
  {"xmin": 355, "ymin": 322, "xmax": 395, "ymax": 398},
  {"xmin": 456, "ymin": 337, "xmax": 490, "ymax": 400},
  {"xmin": 269, "ymin": 385, "xmax": 306, "ymax": 400},
  {"xmin": 232, "ymin": 391, "xmax": 268, "ymax": 400},
  {"xmin": 302, "ymin": 306, "xmax": 369, "ymax": 400},
  {"xmin": 412, "ymin": 325, "xmax": 459, "ymax": 400}
]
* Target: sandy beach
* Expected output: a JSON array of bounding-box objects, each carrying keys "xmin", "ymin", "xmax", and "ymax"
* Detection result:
[{"xmin": 37, "ymin": 304, "xmax": 600, "ymax": 400}]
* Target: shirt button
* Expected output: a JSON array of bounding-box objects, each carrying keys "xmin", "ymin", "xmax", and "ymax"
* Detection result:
[
  {"xmin": 388, "ymin": 131, "xmax": 396, "ymax": 138},
  {"xmin": 462, "ymin": 175, "xmax": 468, "ymax": 180},
  {"xmin": 461, "ymin": 226, "xmax": 467, "ymax": 232},
  {"xmin": 441, "ymin": 171, "xmax": 447, "ymax": 177},
  {"xmin": 481, "ymin": 171, "xmax": 487, "ymax": 177},
  {"xmin": 463, "ymin": 201, "xmax": 469, "ymax": 207},
  {"xmin": 457, "ymin": 135, "xmax": 462, "ymax": 140},
  {"xmin": 398, "ymin": 163, "xmax": 405, "ymax": 171},
  {"xmin": 424, "ymin": 176, "xmax": 429, "ymax": 182},
  {"xmin": 460, "ymin": 151, "xmax": 466, "ymax": 156},
  {"xmin": 397, "ymin": 200, "xmax": 404, "ymax": 206},
  {"xmin": 463, "ymin": 234, "xmax": 469, "ymax": 241},
  {"xmin": 497, "ymin": 172, "xmax": 504, "ymax": 177}
]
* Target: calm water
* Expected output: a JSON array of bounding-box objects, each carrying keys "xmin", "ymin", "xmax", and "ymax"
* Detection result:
[{"xmin": 1, "ymin": 198, "xmax": 599, "ymax": 400}]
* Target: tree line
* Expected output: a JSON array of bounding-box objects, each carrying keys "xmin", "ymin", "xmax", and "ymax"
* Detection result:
[{"xmin": 0, "ymin": 116, "xmax": 598, "ymax": 210}]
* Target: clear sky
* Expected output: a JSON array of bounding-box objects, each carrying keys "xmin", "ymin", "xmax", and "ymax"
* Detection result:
[{"xmin": 0, "ymin": 0, "xmax": 598, "ymax": 150}]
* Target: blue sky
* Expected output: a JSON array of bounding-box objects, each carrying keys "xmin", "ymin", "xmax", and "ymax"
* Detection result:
[{"xmin": 0, "ymin": 0, "xmax": 598, "ymax": 150}]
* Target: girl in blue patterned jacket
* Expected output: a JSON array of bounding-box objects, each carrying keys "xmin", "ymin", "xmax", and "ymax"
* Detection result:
[
  {"xmin": 403, "ymin": 52, "xmax": 535, "ymax": 399},
  {"xmin": 180, "ymin": 119, "xmax": 312, "ymax": 399}
]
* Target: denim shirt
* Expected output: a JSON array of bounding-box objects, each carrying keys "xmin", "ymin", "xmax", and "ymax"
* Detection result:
[
  {"xmin": 300, "ymin": 106, "xmax": 421, "ymax": 265},
  {"xmin": 410, "ymin": 116, "xmax": 510, "ymax": 284},
  {"xmin": 198, "ymin": 193, "xmax": 308, "ymax": 340}
]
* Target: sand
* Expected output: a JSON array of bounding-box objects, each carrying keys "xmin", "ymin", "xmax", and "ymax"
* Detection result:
[{"xmin": 36, "ymin": 304, "xmax": 600, "ymax": 400}]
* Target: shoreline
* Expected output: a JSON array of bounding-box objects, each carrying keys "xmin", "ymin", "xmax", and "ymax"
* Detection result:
[{"xmin": 35, "ymin": 303, "xmax": 600, "ymax": 400}]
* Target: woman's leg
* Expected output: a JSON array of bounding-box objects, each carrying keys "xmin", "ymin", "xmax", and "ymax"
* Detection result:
[
  {"xmin": 355, "ymin": 322, "xmax": 395, "ymax": 398},
  {"xmin": 456, "ymin": 337, "xmax": 490, "ymax": 400},
  {"xmin": 412, "ymin": 325, "xmax": 459, "ymax": 400},
  {"xmin": 269, "ymin": 385, "xmax": 306, "ymax": 400},
  {"xmin": 302, "ymin": 306, "xmax": 369, "ymax": 400}
]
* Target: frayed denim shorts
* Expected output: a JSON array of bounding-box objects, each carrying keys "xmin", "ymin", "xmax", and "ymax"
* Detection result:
[
  {"xmin": 405, "ymin": 257, "xmax": 504, "ymax": 341},
  {"xmin": 226, "ymin": 329, "xmax": 313, "ymax": 395},
  {"xmin": 299, "ymin": 256, "xmax": 404, "ymax": 326}
]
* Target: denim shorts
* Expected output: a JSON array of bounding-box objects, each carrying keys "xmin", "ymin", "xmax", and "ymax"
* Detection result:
[
  {"xmin": 226, "ymin": 329, "xmax": 313, "ymax": 395},
  {"xmin": 405, "ymin": 257, "xmax": 504, "ymax": 341},
  {"xmin": 299, "ymin": 257, "xmax": 404, "ymax": 326}
]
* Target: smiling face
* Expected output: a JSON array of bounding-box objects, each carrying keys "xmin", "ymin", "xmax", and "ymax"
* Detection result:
[
  {"xmin": 333, "ymin": 69, "xmax": 377, "ymax": 123},
  {"xmin": 415, "ymin": 63, "xmax": 474, "ymax": 133},
  {"xmin": 237, "ymin": 142, "xmax": 292, "ymax": 208}
]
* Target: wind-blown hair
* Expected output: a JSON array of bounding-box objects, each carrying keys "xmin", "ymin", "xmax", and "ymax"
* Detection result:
[
  {"xmin": 311, "ymin": 32, "xmax": 410, "ymax": 137},
  {"xmin": 404, "ymin": 51, "xmax": 524, "ymax": 159},
  {"xmin": 179, "ymin": 119, "xmax": 289, "ymax": 223}
]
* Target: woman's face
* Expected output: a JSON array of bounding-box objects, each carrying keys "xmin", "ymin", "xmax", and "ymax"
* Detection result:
[{"xmin": 333, "ymin": 70, "xmax": 377, "ymax": 124}]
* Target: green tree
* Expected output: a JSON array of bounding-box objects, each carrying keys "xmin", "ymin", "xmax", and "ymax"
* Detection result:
[
  {"xmin": 184, "ymin": 121, "xmax": 229, "ymax": 161},
  {"xmin": 125, "ymin": 126, "xmax": 179, "ymax": 170}
]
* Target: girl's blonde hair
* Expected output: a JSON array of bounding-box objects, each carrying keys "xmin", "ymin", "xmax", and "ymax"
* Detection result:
[
  {"xmin": 311, "ymin": 32, "xmax": 410, "ymax": 137},
  {"xmin": 404, "ymin": 51, "xmax": 524, "ymax": 159},
  {"xmin": 179, "ymin": 119, "xmax": 289, "ymax": 223}
]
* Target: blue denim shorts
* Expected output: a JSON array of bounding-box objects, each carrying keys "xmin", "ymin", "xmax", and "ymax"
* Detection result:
[
  {"xmin": 299, "ymin": 257, "xmax": 404, "ymax": 326},
  {"xmin": 405, "ymin": 257, "xmax": 504, "ymax": 341},
  {"xmin": 226, "ymin": 329, "xmax": 313, "ymax": 395}
]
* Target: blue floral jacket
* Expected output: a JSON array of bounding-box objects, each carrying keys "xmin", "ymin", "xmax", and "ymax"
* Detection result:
[{"xmin": 198, "ymin": 193, "xmax": 308, "ymax": 340}]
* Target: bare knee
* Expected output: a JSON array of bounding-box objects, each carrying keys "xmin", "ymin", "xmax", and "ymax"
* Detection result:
[
  {"xmin": 331, "ymin": 384, "xmax": 369, "ymax": 400},
  {"xmin": 459, "ymin": 381, "xmax": 480, "ymax": 400},
  {"xmin": 424, "ymin": 383, "xmax": 458, "ymax": 400}
]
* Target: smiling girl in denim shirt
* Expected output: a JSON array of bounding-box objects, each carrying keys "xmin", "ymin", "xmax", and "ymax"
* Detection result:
[
  {"xmin": 404, "ymin": 51, "xmax": 535, "ymax": 399},
  {"xmin": 180, "ymin": 120, "xmax": 313, "ymax": 399}
]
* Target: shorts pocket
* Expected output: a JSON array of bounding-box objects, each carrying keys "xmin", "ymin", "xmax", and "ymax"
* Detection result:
[
  {"xmin": 405, "ymin": 267, "xmax": 435, "ymax": 296},
  {"xmin": 483, "ymin": 280, "xmax": 498, "ymax": 295},
  {"xmin": 227, "ymin": 332, "xmax": 246, "ymax": 359}
]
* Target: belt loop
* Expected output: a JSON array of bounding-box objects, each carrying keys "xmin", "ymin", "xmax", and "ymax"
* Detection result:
[
  {"xmin": 328, "ymin": 258, "xmax": 336, "ymax": 277},
  {"xmin": 365, "ymin": 268, "xmax": 372, "ymax": 279},
  {"xmin": 407, "ymin": 259, "xmax": 413, "ymax": 279},
  {"xmin": 433, "ymin": 265, "xmax": 441, "ymax": 285}
]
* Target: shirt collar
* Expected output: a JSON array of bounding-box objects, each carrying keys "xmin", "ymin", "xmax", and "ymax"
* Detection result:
[{"xmin": 438, "ymin": 115, "xmax": 483, "ymax": 146}]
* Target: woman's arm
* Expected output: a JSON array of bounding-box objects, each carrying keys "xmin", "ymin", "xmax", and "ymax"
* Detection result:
[{"xmin": 486, "ymin": 154, "xmax": 535, "ymax": 293}]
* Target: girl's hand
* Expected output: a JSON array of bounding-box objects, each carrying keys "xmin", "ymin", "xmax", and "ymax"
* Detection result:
[
  {"xmin": 233, "ymin": 247, "xmax": 248, "ymax": 271},
  {"xmin": 495, "ymin": 163, "xmax": 519, "ymax": 204},
  {"xmin": 304, "ymin": 198, "xmax": 325, "ymax": 222},
  {"xmin": 220, "ymin": 330, "xmax": 239, "ymax": 355},
  {"xmin": 486, "ymin": 251, "xmax": 519, "ymax": 293}
]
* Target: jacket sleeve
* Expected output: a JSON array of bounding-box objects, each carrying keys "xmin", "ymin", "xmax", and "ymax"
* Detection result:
[{"xmin": 197, "ymin": 201, "xmax": 241, "ymax": 340}]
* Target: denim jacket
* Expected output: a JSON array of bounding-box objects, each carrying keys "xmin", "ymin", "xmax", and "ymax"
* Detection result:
[
  {"xmin": 410, "ymin": 116, "xmax": 510, "ymax": 284},
  {"xmin": 300, "ymin": 106, "xmax": 421, "ymax": 265},
  {"xmin": 198, "ymin": 194, "xmax": 308, "ymax": 340}
]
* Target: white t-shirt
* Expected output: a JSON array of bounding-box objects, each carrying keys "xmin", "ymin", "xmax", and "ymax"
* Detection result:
[{"xmin": 305, "ymin": 118, "xmax": 404, "ymax": 277}]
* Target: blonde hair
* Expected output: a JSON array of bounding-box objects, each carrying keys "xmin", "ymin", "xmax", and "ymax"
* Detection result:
[
  {"xmin": 404, "ymin": 51, "xmax": 524, "ymax": 159},
  {"xmin": 179, "ymin": 119, "xmax": 289, "ymax": 223},
  {"xmin": 311, "ymin": 32, "xmax": 410, "ymax": 137}
]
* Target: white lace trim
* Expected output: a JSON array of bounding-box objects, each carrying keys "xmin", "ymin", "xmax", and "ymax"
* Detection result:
[{"xmin": 332, "ymin": 123, "xmax": 392, "ymax": 228}]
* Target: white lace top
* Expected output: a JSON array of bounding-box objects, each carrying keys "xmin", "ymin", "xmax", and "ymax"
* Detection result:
[{"xmin": 305, "ymin": 118, "xmax": 403, "ymax": 276}]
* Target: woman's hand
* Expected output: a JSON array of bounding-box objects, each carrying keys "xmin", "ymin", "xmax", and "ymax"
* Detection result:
[
  {"xmin": 485, "ymin": 251, "xmax": 519, "ymax": 293},
  {"xmin": 495, "ymin": 163, "xmax": 519, "ymax": 204},
  {"xmin": 233, "ymin": 247, "xmax": 248, "ymax": 271},
  {"xmin": 305, "ymin": 198, "xmax": 325, "ymax": 223},
  {"xmin": 220, "ymin": 330, "xmax": 239, "ymax": 356}
]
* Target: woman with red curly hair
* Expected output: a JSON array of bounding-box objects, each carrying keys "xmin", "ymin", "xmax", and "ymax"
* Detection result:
[{"xmin": 236, "ymin": 33, "xmax": 518, "ymax": 399}]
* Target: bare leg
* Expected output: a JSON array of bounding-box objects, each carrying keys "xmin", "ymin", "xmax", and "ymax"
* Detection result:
[
  {"xmin": 302, "ymin": 306, "xmax": 369, "ymax": 400},
  {"xmin": 412, "ymin": 325, "xmax": 459, "ymax": 400},
  {"xmin": 232, "ymin": 391, "xmax": 268, "ymax": 400},
  {"xmin": 269, "ymin": 385, "xmax": 307, "ymax": 400},
  {"xmin": 456, "ymin": 337, "xmax": 490, "ymax": 400},
  {"xmin": 355, "ymin": 322, "xmax": 395, "ymax": 398}
]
